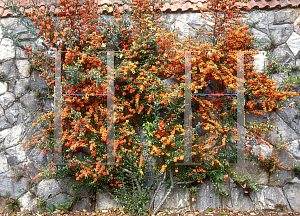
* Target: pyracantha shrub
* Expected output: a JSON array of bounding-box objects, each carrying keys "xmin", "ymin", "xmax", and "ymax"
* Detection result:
[{"xmin": 3, "ymin": 0, "xmax": 298, "ymax": 214}]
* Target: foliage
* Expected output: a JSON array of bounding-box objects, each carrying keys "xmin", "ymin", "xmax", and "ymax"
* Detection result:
[
  {"xmin": 4, "ymin": 196, "xmax": 20, "ymax": 214},
  {"xmin": 2, "ymin": 0, "xmax": 299, "ymax": 215}
]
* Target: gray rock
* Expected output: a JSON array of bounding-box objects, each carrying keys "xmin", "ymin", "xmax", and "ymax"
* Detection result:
[
  {"xmin": 29, "ymin": 70, "xmax": 48, "ymax": 92},
  {"xmin": 226, "ymin": 187, "xmax": 254, "ymax": 210},
  {"xmin": 72, "ymin": 197, "xmax": 95, "ymax": 212},
  {"xmin": 253, "ymin": 51, "xmax": 268, "ymax": 73},
  {"xmin": 162, "ymin": 77, "xmax": 178, "ymax": 87},
  {"xmin": 46, "ymin": 193, "xmax": 73, "ymax": 209},
  {"xmin": 262, "ymin": 112, "xmax": 299, "ymax": 145},
  {"xmin": 27, "ymin": 146, "xmax": 50, "ymax": 166},
  {"xmin": 0, "ymin": 17, "xmax": 19, "ymax": 29},
  {"xmin": 7, "ymin": 80, "xmax": 16, "ymax": 92},
  {"xmin": 250, "ymin": 186, "xmax": 291, "ymax": 211},
  {"xmin": 18, "ymin": 191, "xmax": 38, "ymax": 211},
  {"xmin": 247, "ymin": 11, "xmax": 271, "ymax": 35},
  {"xmin": 191, "ymin": 179, "xmax": 221, "ymax": 210},
  {"xmin": 0, "ymin": 124, "xmax": 26, "ymax": 148},
  {"xmin": 274, "ymin": 10, "xmax": 293, "ymax": 25},
  {"xmin": 0, "ymin": 116, "xmax": 11, "ymax": 130},
  {"xmin": 269, "ymin": 149, "xmax": 295, "ymax": 187},
  {"xmin": 0, "ymin": 38, "xmax": 15, "ymax": 63},
  {"xmin": 14, "ymin": 78, "xmax": 29, "ymax": 98},
  {"xmin": 283, "ymin": 180, "xmax": 300, "ymax": 211},
  {"xmin": 175, "ymin": 12, "xmax": 206, "ymax": 30},
  {"xmin": 272, "ymin": 44, "xmax": 295, "ymax": 69},
  {"xmin": 248, "ymin": 141, "xmax": 273, "ymax": 159},
  {"xmin": 294, "ymin": 15, "xmax": 300, "ymax": 35},
  {"xmin": 5, "ymin": 102, "xmax": 23, "ymax": 124},
  {"xmin": 6, "ymin": 144, "xmax": 27, "ymax": 166},
  {"xmin": 159, "ymin": 13, "xmax": 177, "ymax": 25},
  {"xmin": 0, "ymin": 171, "xmax": 29, "ymax": 199},
  {"xmin": 0, "ymin": 60, "xmax": 18, "ymax": 81},
  {"xmin": 35, "ymin": 179, "xmax": 62, "ymax": 200},
  {"xmin": 0, "ymin": 92, "xmax": 15, "ymax": 109},
  {"xmin": 170, "ymin": 20, "xmax": 197, "ymax": 39},
  {"xmin": 231, "ymin": 161, "xmax": 269, "ymax": 185},
  {"xmin": 275, "ymin": 100, "xmax": 299, "ymax": 126},
  {"xmin": 15, "ymin": 60, "xmax": 31, "ymax": 78},
  {"xmin": 20, "ymin": 91, "xmax": 39, "ymax": 112},
  {"xmin": 0, "ymin": 27, "xmax": 2, "ymax": 40},
  {"xmin": 12, "ymin": 161, "xmax": 43, "ymax": 184},
  {"xmin": 154, "ymin": 184, "xmax": 189, "ymax": 211},
  {"xmin": 269, "ymin": 24, "xmax": 294, "ymax": 45},
  {"xmin": 0, "ymin": 152, "xmax": 9, "ymax": 174},
  {"xmin": 57, "ymin": 177, "xmax": 93, "ymax": 198},
  {"xmin": 288, "ymin": 139, "xmax": 300, "ymax": 159},
  {"xmin": 287, "ymin": 32, "xmax": 300, "ymax": 56},
  {"xmin": 0, "ymin": 82, "xmax": 7, "ymax": 94},
  {"xmin": 95, "ymin": 189, "xmax": 120, "ymax": 210},
  {"xmin": 43, "ymin": 99, "xmax": 54, "ymax": 113},
  {"xmin": 251, "ymin": 29, "xmax": 271, "ymax": 50}
]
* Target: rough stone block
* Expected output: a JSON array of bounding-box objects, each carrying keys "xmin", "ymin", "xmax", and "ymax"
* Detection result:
[
  {"xmin": 0, "ymin": 116, "xmax": 11, "ymax": 130},
  {"xmin": 6, "ymin": 144, "xmax": 26, "ymax": 166},
  {"xmin": 0, "ymin": 152, "xmax": 9, "ymax": 174},
  {"xmin": 35, "ymin": 179, "xmax": 62, "ymax": 200},
  {"xmin": 274, "ymin": 10, "xmax": 293, "ymax": 25},
  {"xmin": 251, "ymin": 29, "xmax": 271, "ymax": 50},
  {"xmin": 95, "ymin": 189, "xmax": 120, "ymax": 210},
  {"xmin": 46, "ymin": 193, "xmax": 73, "ymax": 209},
  {"xmin": 250, "ymin": 186, "xmax": 291, "ymax": 211},
  {"xmin": 57, "ymin": 177, "xmax": 93, "ymax": 198},
  {"xmin": 0, "ymin": 60, "xmax": 18, "ymax": 81},
  {"xmin": 20, "ymin": 91, "xmax": 39, "ymax": 112},
  {"xmin": 15, "ymin": 60, "xmax": 30, "ymax": 78},
  {"xmin": 269, "ymin": 24, "xmax": 294, "ymax": 45},
  {"xmin": 272, "ymin": 44, "xmax": 295, "ymax": 69},
  {"xmin": 72, "ymin": 197, "xmax": 95, "ymax": 212},
  {"xmin": 191, "ymin": 179, "xmax": 221, "ymax": 211},
  {"xmin": 288, "ymin": 139, "xmax": 300, "ymax": 159},
  {"xmin": 0, "ymin": 81, "xmax": 7, "ymax": 94},
  {"xmin": 18, "ymin": 191, "xmax": 38, "ymax": 211},
  {"xmin": 269, "ymin": 149, "xmax": 295, "ymax": 187},
  {"xmin": 0, "ymin": 171, "xmax": 29, "ymax": 199},
  {"xmin": 154, "ymin": 184, "xmax": 189, "ymax": 211},
  {"xmin": 283, "ymin": 177, "xmax": 300, "ymax": 211},
  {"xmin": 263, "ymin": 112, "xmax": 299, "ymax": 145},
  {"xmin": 287, "ymin": 32, "xmax": 300, "ymax": 56},
  {"xmin": 0, "ymin": 123, "xmax": 26, "ymax": 149},
  {"xmin": 0, "ymin": 92, "xmax": 15, "ymax": 109},
  {"xmin": 226, "ymin": 187, "xmax": 254, "ymax": 210},
  {"xmin": 0, "ymin": 38, "xmax": 15, "ymax": 63}
]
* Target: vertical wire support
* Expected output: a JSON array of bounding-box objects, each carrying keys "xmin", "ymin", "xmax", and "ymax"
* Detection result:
[
  {"xmin": 107, "ymin": 51, "xmax": 116, "ymax": 165},
  {"xmin": 183, "ymin": 51, "xmax": 193, "ymax": 164},
  {"xmin": 236, "ymin": 51, "xmax": 245, "ymax": 163},
  {"xmin": 54, "ymin": 51, "xmax": 63, "ymax": 165}
]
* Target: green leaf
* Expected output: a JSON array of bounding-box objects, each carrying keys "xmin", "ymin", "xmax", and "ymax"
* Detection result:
[
  {"xmin": 205, "ymin": 208, "xmax": 213, "ymax": 212},
  {"xmin": 220, "ymin": 211, "xmax": 227, "ymax": 215}
]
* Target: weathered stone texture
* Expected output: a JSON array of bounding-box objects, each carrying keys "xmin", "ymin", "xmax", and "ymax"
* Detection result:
[
  {"xmin": 250, "ymin": 186, "xmax": 291, "ymax": 211},
  {"xmin": 0, "ymin": 7, "xmax": 300, "ymax": 213}
]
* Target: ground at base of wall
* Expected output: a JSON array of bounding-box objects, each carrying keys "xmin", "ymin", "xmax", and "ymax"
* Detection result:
[{"xmin": 5, "ymin": 208, "xmax": 300, "ymax": 216}]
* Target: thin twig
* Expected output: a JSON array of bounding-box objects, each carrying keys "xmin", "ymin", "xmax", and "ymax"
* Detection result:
[
  {"xmin": 101, "ymin": 186, "xmax": 129, "ymax": 205},
  {"xmin": 152, "ymin": 169, "xmax": 174, "ymax": 216},
  {"xmin": 149, "ymin": 171, "xmax": 166, "ymax": 210},
  {"xmin": 120, "ymin": 167, "xmax": 142, "ymax": 194}
]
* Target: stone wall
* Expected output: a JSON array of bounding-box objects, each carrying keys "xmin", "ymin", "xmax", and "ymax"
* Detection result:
[{"xmin": 0, "ymin": 6, "xmax": 300, "ymax": 213}]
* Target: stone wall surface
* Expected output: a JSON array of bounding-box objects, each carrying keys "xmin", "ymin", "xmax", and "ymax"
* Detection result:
[{"xmin": 0, "ymin": 6, "xmax": 300, "ymax": 213}]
